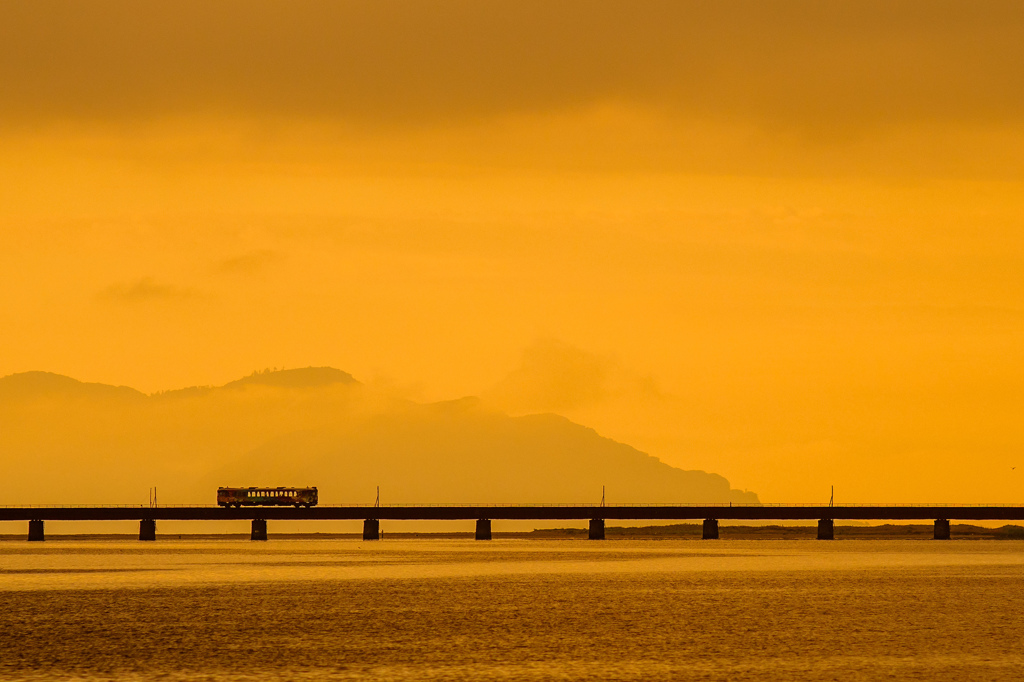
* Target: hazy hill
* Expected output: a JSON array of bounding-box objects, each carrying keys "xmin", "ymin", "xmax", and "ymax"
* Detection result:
[
  {"xmin": 220, "ymin": 367, "xmax": 356, "ymax": 390},
  {"xmin": 0, "ymin": 370, "xmax": 145, "ymax": 402},
  {"xmin": 0, "ymin": 368, "xmax": 757, "ymax": 506}
]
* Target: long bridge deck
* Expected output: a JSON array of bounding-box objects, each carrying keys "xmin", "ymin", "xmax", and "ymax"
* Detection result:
[
  {"xmin": 2, "ymin": 504, "xmax": 1024, "ymax": 522},
  {"xmin": 4, "ymin": 504, "xmax": 1022, "ymax": 541}
]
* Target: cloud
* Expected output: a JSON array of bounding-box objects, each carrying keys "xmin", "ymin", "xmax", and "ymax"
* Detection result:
[
  {"xmin": 217, "ymin": 249, "xmax": 281, "ymax": 274},
  {"xmin": 96, "ymin": 277, "xmax": 194, "ymax": 302},
  {"xmin": 484, "ymin": 339, "xmax": 663, "ymax": 414},
  {"xmin": 1, "ymin": 1, "xmax": 1023, "ymax": 135}
]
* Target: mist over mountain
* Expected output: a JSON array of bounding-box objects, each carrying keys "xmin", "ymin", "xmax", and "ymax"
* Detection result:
[{"xmin": 0, "ymin": 368, "xmax": 757, "ymax": 507}]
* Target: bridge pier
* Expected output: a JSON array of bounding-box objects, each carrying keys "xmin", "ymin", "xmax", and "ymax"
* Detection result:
[
  {"xmin": 817, "ymin": 519, "xmax": 834, "ymax": 540},
  {"xmin": 251, "ymin": 519, "xmax": 268, "ymax": 541},
  {"xmin": 27, "ymin": 519, "xmax": 44, "ymax": 542},
  {"xmin": 934, "ymin": 518, "xmax": 951, "ymax": 540},
  {"xmin": 475, "ymin": 518, "xmax": 492, "ymax": 540},
  {"xmin": 139, "ymin": 519, "xmax": 156, "ymax": 541},
  {"xmin": 363, "ymin": 518, "xmax": 380, "ymax": 541},
  {"xmin": 702, "ymin": 518, "xmax": 719, "ymax": 540},
  {"xmin": 589, "ymin": 518, "xmax": 605, "ymax": 540}
]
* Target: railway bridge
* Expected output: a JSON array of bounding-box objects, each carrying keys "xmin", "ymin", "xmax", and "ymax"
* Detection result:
[{"xmin": 3, "ymin": 504, "xmax": 1023, "ymax": 541}]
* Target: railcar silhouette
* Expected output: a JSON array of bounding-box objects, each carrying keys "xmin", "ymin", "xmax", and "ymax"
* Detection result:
[{"xmin": 217, "ymin": 486, "xmax": 318, "ymax": 508}]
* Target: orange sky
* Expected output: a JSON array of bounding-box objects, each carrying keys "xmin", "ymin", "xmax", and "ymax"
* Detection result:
[{"xmin": 3, "ymin": 1, "xmax": 1024, "ymax": 503}]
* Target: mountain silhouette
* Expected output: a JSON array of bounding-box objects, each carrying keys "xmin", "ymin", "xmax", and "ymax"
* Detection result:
[
  {"xmin": 221, "ymin": 367, "xmax": 357, "ymax": 390},
  {"xmin": 0, "ymin": 368, "xmax": 757, "ymax": 506},
  {"xmin": 0, "ymin": 370, "xmax": 145, "ymax": 402}
]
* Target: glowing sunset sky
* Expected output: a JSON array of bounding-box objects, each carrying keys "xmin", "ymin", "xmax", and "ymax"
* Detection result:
[{"xmin": 3, "ymin": 1, "xmax": 1024, "ymax": 502}]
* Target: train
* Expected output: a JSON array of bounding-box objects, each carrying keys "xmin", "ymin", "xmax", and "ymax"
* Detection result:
[{"xmin": 217, "ymin": 487, "xmax": 318, "ymax": 508}]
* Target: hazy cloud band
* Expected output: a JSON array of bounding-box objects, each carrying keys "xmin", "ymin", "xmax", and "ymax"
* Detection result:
[{"xmin": 3, "ymin": 1, "xmax": 1024, "ymax": 132}]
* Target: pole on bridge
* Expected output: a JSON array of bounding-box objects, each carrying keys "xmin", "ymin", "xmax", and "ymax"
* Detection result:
[
  {"xmin": 139, "ymin": 519, "xmax": 156, "ymax": 541},
  {"xmin": 934, "ymin": 519, "xmax": 951, "ymax": 540},
  {"xmin": 363, "ymin": 519, "xmax": 380, "ymax": 541},
  {"xmin": 251, "ymin": 519, "xmax": 268, "ymax": 541},
  {"xmin": 475, "ymin": 519, "xmax": 492, "ymax": 540},
  {"xmin": 27, "ymin": 519, "xmax": 44, "ymax": 542},
  {"xmin": 589, "ymin": 518, "xmax": 605, "ymax": 540},
  {"xmin": 817, "ymin": 519, "xmax": 834, "ymax": 540},
  {"xmin": 702, "ymin": 519, "xmax": 719, "ymax": 540}
]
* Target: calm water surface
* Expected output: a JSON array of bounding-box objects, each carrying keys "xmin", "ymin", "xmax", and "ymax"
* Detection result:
[{"xmin": 1, "ymin": 539, "xmax": 1023, "ymax": 681}]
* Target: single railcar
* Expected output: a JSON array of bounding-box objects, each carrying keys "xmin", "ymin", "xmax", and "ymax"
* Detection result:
[{"xmin": 217, "ymin": 486, "xmax": 318, "ymax": 508}]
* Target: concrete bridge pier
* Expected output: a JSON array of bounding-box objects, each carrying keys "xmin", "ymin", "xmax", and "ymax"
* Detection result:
[
  {"xmin": 28, "ymin": 519, "xmax": 44, "ymax": 542},
  {"xmin": 363, "ymin": 518, "xmax": 380, "ymax": 541},
  {"xmin": 589, "ymin": 518, "xmax": 605, "ymax": 540},
  {"xmin": 817, "ymin": 519, "xmax": 834, "ymax": 540},
  {"xmin": 475, "ymin": 518, "xmax": 492, "ymax": 540},
  {"xmin": 934, "ymin": 519, "xmax": 951, "ymax": 540},
  {"xmin": 702, "ymin": 519, "xmax": 719, "ymax": 540},
  {"xmin": 139, "ymin": 519, "xmax": 156, "ymax": 541},
  {"xmin": 251, "ymin": 519, "xmax": 268, "ymax": 541}
]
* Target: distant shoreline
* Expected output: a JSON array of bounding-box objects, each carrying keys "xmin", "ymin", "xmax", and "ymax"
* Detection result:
[{"xmin": 3, "ymin": 523, "xmax": 1024, "ymax": 541}]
